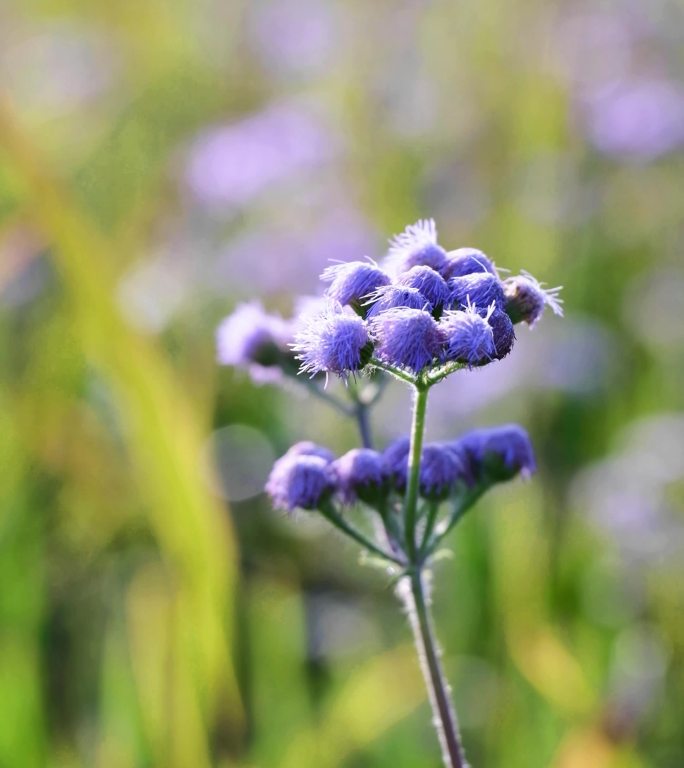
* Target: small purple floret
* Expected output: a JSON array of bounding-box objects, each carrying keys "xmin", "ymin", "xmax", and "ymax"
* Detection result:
[
  {"xmin": 382, "ymin": 437, "xmax": 410, "ymax": 489},
  {"xmin": 488, "ymin": 308, "xmax": 515, "ymax": 360},
  {"xmin": 396, "ymin": 266, "xmax": 451, "ymax": 309},
  {"xmin": 370, "ymin": 308, "xmax": 443, "ymax": 373},
  {"xmin": 293, "ymin": 303, "xmax": 370, "ymax": 376},
  {"xmin": 321, "ymin": 260, "xmax": 391, "ymax": 308},
  {"xmin": 420, "ymin": 444, "xmax": 466, "ymax": 499},
  {"xmin": 448, "ymin": 273, "xmax": 505, "ymax": 312},
  {"xmin": 333, "ymin": 448, "xmax": 385, "ymax": 503},
  {"xmin": 503, "ymin": 271, "xmax": 563, "ymax": 327},
  {"xmin": 365, "ymin": 285, "xmax": 431, "ymax": 317},
  {"xmin": 455, "ymin": 424, "xmax": 536, "ymax": 483},
  {"xmin": 440, "ymin": 302, "xmax": 496, "ymax": 366},
  {"xmin": 441, "ymin": 248, "xmax": 497, "ymax": 280},
  {"xmin": 266, "ymin": 452, "xmax": 334, "ymax": 511},
  {"xmin": 381, "ymin": 439, "xmax": 465, "ymax": 498},
  {"xmin": 385, "ymin": 219, "xmax": 448, "ymax": 275}
]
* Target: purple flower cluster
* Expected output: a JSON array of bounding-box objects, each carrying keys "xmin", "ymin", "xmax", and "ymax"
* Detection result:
[
  {"xmin": 267, "ymin": 426, "xmax": 535, "ymax": 512},
  {"xmin": 290, "ymin": 219, "xmax": 562, "ymax": 376},
  {"xmin": 215, "ymin": 220, "xmax": 562, "ymax": 382}
]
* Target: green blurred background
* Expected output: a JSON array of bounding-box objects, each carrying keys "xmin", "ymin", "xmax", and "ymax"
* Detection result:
[{"xmin": 1, "ymin": 1, "xmax": 683, "ymax": 766}]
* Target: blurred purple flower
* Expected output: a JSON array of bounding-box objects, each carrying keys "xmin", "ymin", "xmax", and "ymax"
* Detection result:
[
  {"xmin": 583, "ymin": 78, "xmax": 684, "ymax": 160},
  {"xmin": 456, "ymin": 425, "xmax": 536, "ymax": 483},
  {"xmin": 216, "ymin": 301, "xmax": 292, "ymax": 382},
  {"xmin": 380, "ymin": 438, "xmax": 466, "ymax": 498},
  {"xmin": 212, "ymin": 207, "xmax": 376, "ymax": 298},
  {"xmin": 332, "ymin": 448, "xmax": 386, "ymax": 503},
  {"xmin": 246, "ymin": 0, "xmax": 339, "ymax": 78},
  {"xmin": 185, "ymin": 103, "xmax": 336, "ymax": 207},
  {"xmin": 419, "ymin": 444, "xmax": 466, "ymax": 499},
  {"xmin": 266, "ymin": 451, "xmax": 334, "ymax": 511}
]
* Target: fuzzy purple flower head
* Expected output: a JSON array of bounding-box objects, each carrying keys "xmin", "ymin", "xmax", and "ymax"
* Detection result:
[
  {"xmin": 293, "ymin": 302, "xmax": 371, "ymax": 377},
  {"xmin": 396, "ymin": 266, "xmax": 451, "ymax": 310},
  {"xmin": 440, "ymin": 301, "xmax": 497, "ymax": 367},
  {"xmin": 456, "ymin": 425, "xmax": 537, "ymax": 484},
  {"xmin": 333, "ymin": 448, "xmax": 386, "ymax": 504},
  {"xmin": 449, "ymin": 272, "xmax": 505, "ymax": 312},
  {"xmin": 365, "ymin": 284, "xmax": 431, "ymax": 317},
  {"xmin": 488, "ymin": 308, "xmax": 516, "ymax": 360},
  {"xmin": 266, "ymin": 450, "xmax": 334, "ymax": 511},
  {"xmin": 503, "ymin": 271, "xmax": 564, "ymax": 327},
  {"xmin": 419, "ymin": 444, "xmax": 466, "ymax": 499},
  {"xmin": 371, "ymin": 307, "xmax": 443, "ymax": 373},
  {"xmin": 442, "ymin": 248, "xmax": 497, "ymax": 280},
  {"xmin": 381, "ymin": 438, "xmax": 465, "ymax": 499},
  {"xmin": 321, "ymin": 259, "xmax": 391, "ymax": 311},
  {"xmin": 385, "ymin": 219, "xmax": 448, "ymax": 276}
]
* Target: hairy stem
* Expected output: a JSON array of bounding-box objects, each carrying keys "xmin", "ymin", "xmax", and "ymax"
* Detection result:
[
  {"xmin": 404, "ymin": 385, "xmax": 429, "ymax": 560},
  {"xmin": 402, "ymin": 571, "xmax": 468, "ymax": 768}
]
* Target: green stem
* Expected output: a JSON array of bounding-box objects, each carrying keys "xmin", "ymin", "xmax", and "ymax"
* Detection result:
[
  {"xmin": 369, "ymin": 357, "xmax": 416, "ymax": 386},
  {"xmin": 404, "ymin": 385, "xmax": 429, "ymax": 560},
  {"xmin": 319, "ymin": 502, "xmax": 404, "ymax": 566},
  {"xmin": 403, "ymin": 571, "xmax": 468, "ymax": 768}
]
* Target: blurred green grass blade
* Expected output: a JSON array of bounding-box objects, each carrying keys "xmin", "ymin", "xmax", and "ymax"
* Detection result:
[{"xmin": 0, "ymin": 96, "xmax": 242, "ymax": 760}]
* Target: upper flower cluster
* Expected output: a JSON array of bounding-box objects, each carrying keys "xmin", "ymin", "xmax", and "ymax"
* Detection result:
[
  {"xmin": 216, "ymin": 219, "xmax": 562, "ymax": 384},
  {"xmin": 292, "ymin": 220, "xmax": 562, "ymax": 378}
]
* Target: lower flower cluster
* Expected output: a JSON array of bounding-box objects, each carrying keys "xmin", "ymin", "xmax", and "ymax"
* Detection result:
[{"xmin": 266, "ymin": 425, "xmax": 536, "ymax": 521}]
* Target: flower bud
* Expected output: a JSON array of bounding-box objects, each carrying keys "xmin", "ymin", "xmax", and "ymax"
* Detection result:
[
  {"xmin": 419, "ymin": 444, "xmax": 467, "ymax": 500},
  {"xmin": 503, "ymin": 271, "xmax": 563, "ymax": 327},
  {"xmin": 321, "ymin": 260, "xmax": 391, "ymax": 313},
  {"xmin": 448, "ymin": 273, "xmax": 505, "ymax": 312},
  {"xmin": 455, "ymin": 425, "xmax": 536, "ymax": 485},
  {"xmin": 293, "ymin": 302, "xmax": 372, "ymax": 377},
  {"xmin": 487, "ymin": 308, "xmax": 516, "ymax": 360},
  {"xmin": 332, "ymin": 448, "xmax": 386, "ymax": 505},
  {"xmin": 381, "ymin": 439, "xmax": 466, "ymax": 499},
  {"xmin": 365, "ymin": 285, "xmax": 431, "ymax": 317},
  {"xmin": 266, "ymin": 452, "xmax": 335, "ymax": 512},
  {"xmin": 441, "ymin": 248, "xmax": 497, "ymax": 280},
  {"xmin": 440, "ymin": 302, "xmax": 496, "ymax": 367},
  {"xmin": 385, "ymin": 219, "xmax": 448, "ymax": 275},
  {"xmin": 370, "ymin": 308, "xmax": 443, "ymax": 374},
  {"xmin": 396, "ymin": 266, "xmax": 450, "ymax": 310}
]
